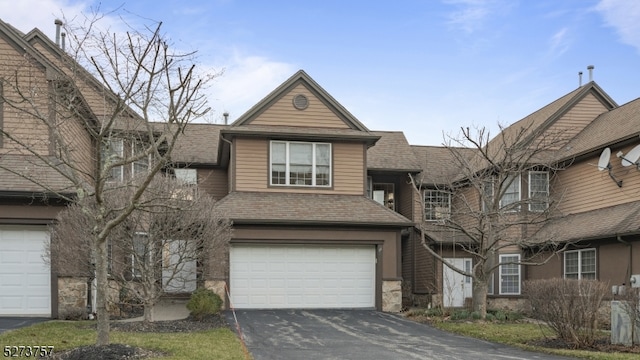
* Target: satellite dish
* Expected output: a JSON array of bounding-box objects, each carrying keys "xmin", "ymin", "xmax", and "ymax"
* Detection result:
[
  {"xmin": 598, "ymin": 147, "xmax": 611, "ymax": 171},
  {"xmin": 621, "ymin": 144, "xmax": 640, "ymax": 167}
]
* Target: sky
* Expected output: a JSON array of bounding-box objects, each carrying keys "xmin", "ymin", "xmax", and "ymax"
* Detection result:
[{"xmin": 1, "ymin": 0, "xmax": 639, "ymax": 145}]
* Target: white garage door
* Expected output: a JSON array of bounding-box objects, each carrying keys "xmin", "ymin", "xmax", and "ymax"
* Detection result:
[
  {"xmin": 0, "ymin": 226, "xmax": 51, "ymax": 316},
  {"xmin": 230, "ymin": 245, "xmax": 375, "ymax": 309}
]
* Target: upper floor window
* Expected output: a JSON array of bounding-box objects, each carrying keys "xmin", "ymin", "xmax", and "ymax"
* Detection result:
[
  {"xmin": 528, "ymin": 171, "xmax": 549, "ymax": 212},
  {"xmin": 102, "ymin": 138, "xmax": 124, "ymax": 182},
  {"xmin": 499, "ymin": 174, "xmax": 520, "ymax": 211},
  {"xmin": 132, "ymin": 141, "xmax": 150, "ymax": 177},
  {"xmin": 564, "ymin": 249, "xmax": 596, "ymax": 280},
  {"xmin": 174, "ymin": 169, "xmax": 197, "ymax": 185},
  {"xmin": 270, "ymin": 141, "xmax": 331, "ymax": 187},
  {"xmin": 424, "ymin": 190, "xmax": 450, "ymax": 221},
  {"xmin": 499, "ymin": 254, "xmax": 521, "ymax": 295}
]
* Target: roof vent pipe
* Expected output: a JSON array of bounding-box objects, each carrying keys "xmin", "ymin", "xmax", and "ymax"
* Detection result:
[
  {"xmin": 587, "ymin": 65, "xmax": 594, "ymax": 82},
  {"xmin": 578, "ymin": 71, "xmax": 583, "ymax": 87},
  {"xmin": 54, "ymin": 19, "xmax": 62, "ymax": 47},
  {"xmin": 61, "ymin": 32, "xmax": 66, "ymax": 51},
  {"xmin": 223, "ymin": 112, "xmax": 229, "ymax": 125}
]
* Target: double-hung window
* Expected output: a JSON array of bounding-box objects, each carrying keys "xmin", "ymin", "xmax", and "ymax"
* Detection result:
[
  {"xmin": 499, "ymin": 174, "xmax": 520, "ymax": 211},
  {"xmin": 424, "ymin": 190, "xmax": 451, "ymax": 221},
  {"xmin": 499, "ymin": 254, "xmax": 521, "ymax": 295},
  {"xmin": 528, "ymin": 171, "xmax": 549, "ymax": 212},
  {"xmin": 270, "ymin": 141, "xmax": 331, "ymax": 187},
  {"xmin": 564, "ymin": 249, "xmax": 596, "ymax": 280},
  {"xmin": 102, "ymin": 139, "xmax": 124, "ymax": 182},
  {"xmin": 132, "ymin": 141, "xmax": 150, "ymax": 177}
]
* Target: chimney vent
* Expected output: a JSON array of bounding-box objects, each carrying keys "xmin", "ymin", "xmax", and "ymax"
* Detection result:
[
  {"xmin": 54, "ymin": 19, "xmax": 62, "ymax": 47},
  {"xmin": 587, "ymin": 65, "xmax": 594, "ymax": 82},
  {"xmin": 223, "ymin": 112, "xmax": 229, "ymax": 125},
  {"xmin": 61, "ymin": 32, "xmax": 66, "ymax": 51},
  {"xmin": 578, "ymin": 71, "xmax": 583, "ymax": 87}
]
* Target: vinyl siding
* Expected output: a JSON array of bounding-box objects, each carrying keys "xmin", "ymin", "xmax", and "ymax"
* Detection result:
[
  {"xmin": 198, "ymin": 168, "xmax": 229, "ymax": 199},
  {"xmin": 249, "ymin": 84, "xmax": 350, "ymax": 129},
  {"xmin": 541, "ymin": 93, "xmax": 609, "ymax": 150},
  {"xmin": 555, "ymin": 143, "xmax": 640, "ymax": 214},
  {"xmin": 0, "ymin": 38, "xmax": 50, "ymax": 155},
  {"xmin": 234, "ymin": 137, "xmax": 364, "ymax": 195}
]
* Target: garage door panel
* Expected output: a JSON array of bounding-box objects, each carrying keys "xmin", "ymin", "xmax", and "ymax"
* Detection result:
[
  {"xmin": 0, "ymin": 227, "xmax": 51, "ymax": 316},
  {"xmin": 230, "ymin": 245, "xmax": 375, "ymax": 309}
]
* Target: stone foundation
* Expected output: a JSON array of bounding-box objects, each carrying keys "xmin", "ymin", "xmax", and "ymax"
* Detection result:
[
  {"xmin": 382, "ymin": 280, "xmax": 402, "ymax": 312},
  {"xmin": 57, "ymin": 277, "xmax": 88, "ymax": 319},
  {"xmin": 204, "ymin": 280, "xmax": 227, "ymax": 309},
  {"xmin": 487, "ymin": 297, "xmax": 529, "ymax": 314}
]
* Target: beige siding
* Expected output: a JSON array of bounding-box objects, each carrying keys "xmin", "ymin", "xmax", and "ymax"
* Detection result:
[
  {"xmin": 0, "ymin": 39, "xmax": 51, "ymax": 155},
  {"xmin": 555, "ymin": 143, "xmax": 640, "ymax": 214},
  {"xmin": 541, "ymin": 93, "xmax": 609, "ymax": 150},
  {"xmin": 250, "ymin": 84, "xmax": 350, "ymax": 128},
  {"xmin": 234, "ymin": 137, "xmax": 364, "ymax": 195},
  {"xmin": 198, "ymin": 168, "xmax": 229, "ymax": 199}
]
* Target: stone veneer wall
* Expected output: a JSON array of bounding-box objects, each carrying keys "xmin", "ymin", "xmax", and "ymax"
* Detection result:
[
  {"xmin": 57, "ymin": 277, "xmax": 88, "ymax": 318},
  {"xmin": 204, "ymin": 280, "xmax": 227, "ymax": 309},
  {"xmin": 382, "ymin": 280, "xmax": 402, "ymax": 312}
]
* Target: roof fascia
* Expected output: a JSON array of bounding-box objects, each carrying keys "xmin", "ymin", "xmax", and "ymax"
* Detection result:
[
  {"xmin": 231, "ymin": 70, "xmax": 370, "ymax": 131},
  {"xmin": 0, "ymin": 21, "xmax": 61, "ymax": 79}
]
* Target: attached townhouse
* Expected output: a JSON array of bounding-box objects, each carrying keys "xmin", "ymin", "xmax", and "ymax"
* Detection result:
[{"xmin": 1, "ymin": 18, "xmax": 639, "ymax": 318}]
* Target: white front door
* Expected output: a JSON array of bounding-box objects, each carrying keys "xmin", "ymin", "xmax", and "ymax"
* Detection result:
[
  {"xmin": 443, "ymin": 258, "xmax": 472, "ymax": 308},
  {"xmin": 162, "ymin": 240, "xmax": 197, "ymax": 293},
  {"xmin": 230, "ymin": 245, "xmax": 376, "ymax": 309},
  {"xmin": 0, "ymin": 226, "xmax": 51, "ymax": 316}
]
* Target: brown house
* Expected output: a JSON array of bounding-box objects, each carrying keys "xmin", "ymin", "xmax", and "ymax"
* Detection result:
[{"xmin": 2, "ymin": 17, "xmax": 640, "ymax": 318}]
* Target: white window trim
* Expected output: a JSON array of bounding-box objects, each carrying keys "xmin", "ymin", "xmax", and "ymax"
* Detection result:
[
  {"xmin": 270, "ymin": 141, "xmax": 332, "ymax": 187},
  {"xmin": 499, "ymin": 254, "xmax": 521, "ymax": 295},
  {"xmin": 528, "ymin": 171, "xmax": 549, "ymax": 212},
  {"xmin": 499, "ymin": 174, "xmax": 521, "ymax": 211},
  {"xmin": 424, "ymin": 189, "xmax": 451, "ymax": 221},
  {"xmin": 564, "ymin": 248, "xmax": 597, "ymax": 280}
]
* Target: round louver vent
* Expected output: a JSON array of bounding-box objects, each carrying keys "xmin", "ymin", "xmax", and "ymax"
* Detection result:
[{"xmin": 292, "ymin": 94, "xmax": 309, "ymax": 110}]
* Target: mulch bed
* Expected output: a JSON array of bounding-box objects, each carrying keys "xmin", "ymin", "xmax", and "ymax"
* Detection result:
[{"xmin": 52, "ymin": 314, "xmax": 230, "ymax": 359}]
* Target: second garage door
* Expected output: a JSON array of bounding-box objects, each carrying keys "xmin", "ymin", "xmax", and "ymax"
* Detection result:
[{"xmin": 230, "ymin": 245, "xmax": 375, "ymax": 309}]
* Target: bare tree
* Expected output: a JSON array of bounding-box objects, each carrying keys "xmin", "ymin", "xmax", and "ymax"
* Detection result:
[
  {"xmin": 50, "ymin": 176, "xmax": 231, "ymax": 323},
  {"xmin": 410, "ymin": 124, "xmax": 570, "ymax": 318},
  {"xmin": 0, "ymin": 11, "xmax": 214, "ymax": 344}
]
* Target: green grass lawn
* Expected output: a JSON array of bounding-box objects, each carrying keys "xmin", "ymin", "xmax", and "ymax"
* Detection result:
[
  {"xmin": 0, "ymin": 321, "xmax": 249, "ymax": 359},
  {"xmin": 428, "ymin": 320, "xmax": 639, "ymax": 360}
]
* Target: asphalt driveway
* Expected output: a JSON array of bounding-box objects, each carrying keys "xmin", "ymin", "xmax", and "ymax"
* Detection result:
[
  {"xmin": 0, "ymin": 317, "xmax": 49, "ymax": 334},
  {"xmin": 225, "ymin": 309, "xmax": 576, "ymax": 360}
]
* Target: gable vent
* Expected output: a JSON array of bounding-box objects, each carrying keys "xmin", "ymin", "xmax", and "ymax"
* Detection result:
[{"xmin": 292, "ymin": 94, "xmax": 309, "ymax": 110}]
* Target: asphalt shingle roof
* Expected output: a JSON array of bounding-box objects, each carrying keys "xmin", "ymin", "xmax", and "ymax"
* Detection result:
[
  {"xmin": 0, "ymin": 155, "xmax": 76, "ymax": 194},
  {"xmin": 167, "ymin": 123, "xmax": 225, "ymax": 164},
  {"xmin": 214, "ymin": 191, "xmax": 413, "ymax": 227},
  {"xmin": 367, "ymin": 131, "xmax": 421, "ymax": 171}
]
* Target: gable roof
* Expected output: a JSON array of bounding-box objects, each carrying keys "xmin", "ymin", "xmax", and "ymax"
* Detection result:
[
  {"xmin": 491, "ymin": 82, "xmax": 617, "ymax": 152},
  {"xmin": 367, "ymin": 131, "xmax": 422, "ymax": 172},
  {"xmin": 561, "ymin": 97, "xmax": 640, "ymax": 159},
  {"xmin": 215, "ymin": 191, "xmax": 413, "ymax": 227},
  {"xmin": 232, "ymin": 70, "xmax": 370, "ymax": 131}
]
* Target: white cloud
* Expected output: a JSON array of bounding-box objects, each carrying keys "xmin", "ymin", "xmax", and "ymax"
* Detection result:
[
  {"xmin": 443, "ymin": 0, "xmax": 504, "ymax": 34},
  {"xmin": 596, "ymin": 0, "xmax": 640, "ymax": 53},
  {"xmin": 202, "ymin": 52, "xmax": 297, "ymax": 123},
  {"xmin": 548, "ymin": 27, "xmax": 570, "ymax": 58},
  {"xmin": 0, "ymin": 0, "xmax": 87, "ymax": 38}
]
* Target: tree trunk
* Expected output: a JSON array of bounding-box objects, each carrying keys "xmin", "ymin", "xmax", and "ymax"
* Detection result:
[
  {"xmin": 143, "ymin": 299, "xmax": 154, "ymax": 322},
  {"xmin": 95, "ymin": 238, "xmax": 110, "ymax": 345},
  {"xmin": 472, "ymin": 279, "xmax": 488, "ymax": 319}
]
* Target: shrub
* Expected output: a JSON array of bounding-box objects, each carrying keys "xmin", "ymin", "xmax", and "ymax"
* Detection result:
[
  {"xmin": 524, "ymin": 278, "xmax": 609, "ymax": 347},
  {"xmin": 450, "ymin": 310, "xmax": 471, "ymax": 320},
  {"xmin": 187, "ymin": 288, "xmax": 223, "ymax": 320},
  {"xmin": 59, "ymin": 307, "xmax": 87, "ymax": 320}
]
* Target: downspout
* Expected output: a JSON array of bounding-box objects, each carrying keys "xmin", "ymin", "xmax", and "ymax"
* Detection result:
[{"xmin": 617, "ymin": 235, "xmax": 632, "ymax": 286}]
